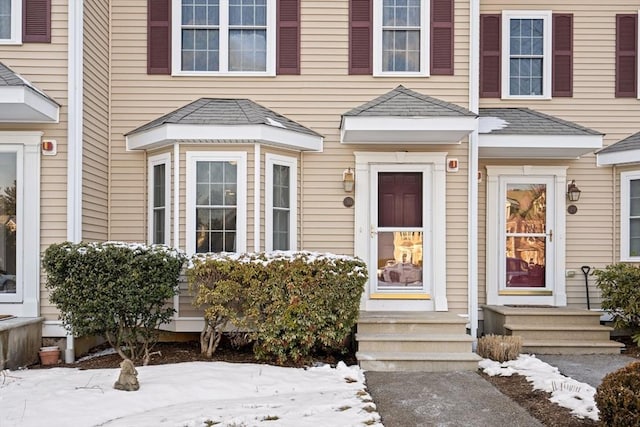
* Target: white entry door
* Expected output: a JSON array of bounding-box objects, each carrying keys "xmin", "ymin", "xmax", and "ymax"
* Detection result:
[{"xmin": 486, "ymin": 166, "xmax": 567, "ymax": 306}]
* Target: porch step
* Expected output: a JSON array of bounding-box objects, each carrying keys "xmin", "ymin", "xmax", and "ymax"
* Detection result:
[
  {"xmin": 522, "ymin": 340, "xmax": 625, "ymax": 355},
  {"xmin": 356, "ymin": 351, "xmax": 482, "ymax": 372},
  {"xmin": 504, "ymin": 324, "xmax": 614, "ymax": 341},
  {"xmin": 356, "ymin": 311, "xmax": 479, "ymax": 372},
  {"xmin": 356, "ymin": 333, "xmax": 474, "ymax": 353},
  {"xmin": 483, "ymin": 305, "xmax": 623, "ymax": 355}
]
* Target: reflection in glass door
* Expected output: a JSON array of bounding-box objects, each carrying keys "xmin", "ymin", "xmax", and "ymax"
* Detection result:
[
  {"xmin": 0, "ymin": 153, "xmax": 17, "ymax": 294},
  {"xmin": 504, "ymin": 182, "xmax": 549, "ymax": 288},
  {"xmin": 374, "ymin": 172, "xmax": 425, "ymax": 291}
]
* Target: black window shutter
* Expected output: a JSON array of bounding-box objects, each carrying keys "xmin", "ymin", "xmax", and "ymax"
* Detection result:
[
  {"xmin": 430, "ymin": 0, "xmax": 454, "ymax": 75},
  {"xmin": 148, "ymin": 0, "xmax": 171, "ymax": 75},
  {"xmin": 23, "ymin": 0, "xmax": 51, "ymax": 43},
  {"xmin": 277, "ymin": 0, "xmax": 300, "ymax": 75}
]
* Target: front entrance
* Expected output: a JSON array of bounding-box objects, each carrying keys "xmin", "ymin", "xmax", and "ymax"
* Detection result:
[
  {"xmin": 485, "ymin": 166, "xmax": 567, "ymax": 306},
  {"xmin": 354, "ymin": 152, "xmax": 448, "ymax": 311}
]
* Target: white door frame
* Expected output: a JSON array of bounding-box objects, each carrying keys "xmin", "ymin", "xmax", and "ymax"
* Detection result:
[
  {"xmin": 485, "ymin": 166, "xmax": 567, "ymax": 306},
  {"xmin": 354, "ymin": 152, "xmax": 448, "ymax": 311}
]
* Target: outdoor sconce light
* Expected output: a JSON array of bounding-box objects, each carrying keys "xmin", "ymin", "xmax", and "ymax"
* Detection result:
[
  {"xmin": 343, "ymin": 168, "xmax": 355, "ymax": 193},
  {"xmin": 567, "ymin": 180, "xmax": 581, "ymax": 202}
]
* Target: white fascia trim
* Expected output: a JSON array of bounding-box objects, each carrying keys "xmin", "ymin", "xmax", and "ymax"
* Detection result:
[
  {"xmin": 597, "ymin": 149, "xmax": 640, "ymax": 166},
  {"xmin": 254, "ymin": 144, "xmax": 261, "ymax": 252},
  {"xmin": 501, "ymin": 10, "xmax": 552, "ymax": 100},
  {"xmin": 265, "ymin": 153, "xmax": 298, "ymax": 251},
  {"xmin": 126, "ymin": 124, "xmax": 323, "ymax": 152},
  {"xmin": 341, "ymin": 116, "xmax": 477, "ymax": 143},
  {"xmin": 173, "ymin": 144, "xmax": 180, "ymax": 248},
  {"xmin": 372, "ymin": 0, "xmax": 429, "ymax": 77},
  {"xmin": 67, "ymin": 0, "xmax": 83, "ymax": 243},
  {"xmin": 148, "ymin": 152, "xmax": 172, "ymax": 245},
  {"xmin": 479, "ymin": 134, "xmax": 603, "ymax": 149},
  {"xmin": 185, "ymin": 151, "xmax": 248, "ymax": 256},
  {"xmin": 0, "ymin": 87, "xmax": 59, "ymax": 122}
]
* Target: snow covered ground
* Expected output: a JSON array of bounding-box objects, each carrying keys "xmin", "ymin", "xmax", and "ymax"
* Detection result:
[
  {"xmin": 480, "ymin": 354, "xmax": 599, "ymax": 421},
  {"xmin": 0, "ymin": 361, "xmax": 383, "ymax": 427}
]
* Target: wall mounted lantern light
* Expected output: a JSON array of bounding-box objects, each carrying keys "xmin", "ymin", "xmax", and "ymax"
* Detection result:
[
  {"xmin": 343, "ymin": 168, "xmax": 355, "ymax": 193},
  {"xmin": 567, "ymin": 180, "xmax": 581, "ymax": 202}
]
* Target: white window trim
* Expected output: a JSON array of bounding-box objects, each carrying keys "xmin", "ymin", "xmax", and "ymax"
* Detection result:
[
  {"xmin": 501, "ymin": 10, "xmax": 552, "ymax": 100},
  {"xmin": 265, "ymin": 153, "xmax": 297, "ymax": 251},
  {"xmin": 0, "ymin": 0, "xmax": 22, "ymax": 45},
  {"xmin": 0, "ymin": 132, "xmax": 41, "ymax": 317},
  {"xmin": 148, "ymin": 152, "xmax": 172, "ymax": 245},
  {"xmin": 186, "ymin": 151, "xmax": 247, "ymax": 255},
  {"xmin": 372, "ymin": 0, "xmax": 429, "ymax": 77},
  {"xmin": 621, "ymin": 170, "xmax": 640, "ymax": 261},
  {"xmin": 171, "ymin": 0, "xmax": 276, "ymax": 76}
]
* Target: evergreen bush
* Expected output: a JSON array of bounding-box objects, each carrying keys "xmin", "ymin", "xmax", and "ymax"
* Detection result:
[
  {"xmin": 43, "ymin": 241, "xmax": 186, "ymax": 364},
  {"xmin": 595, "ymin": 361, "xmax": 640, "ymax": 426},
  {"xmin": 595, "ymin": 263, "xmax": 640, "ymax": 345}
]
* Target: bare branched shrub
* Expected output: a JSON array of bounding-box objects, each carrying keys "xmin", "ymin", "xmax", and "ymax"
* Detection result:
[{"xmin": 477, "ymin": 334, "xmax": 522, "ymax": 362}]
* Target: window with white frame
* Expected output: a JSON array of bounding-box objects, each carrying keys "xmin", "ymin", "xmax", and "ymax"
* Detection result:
[
  {"xmin": 621, "ymin": 171, "xmax": 640, "ymax": 260},
  {"xmin": 374, "ymin": 0, "xmax": 428, "ymax": 76},
  {"xmin": 0, "ymin": 0, "xmax": 21, "ymax": 44},
  {"xmin": 172, "ymin": 0, "xmax": 275, "ymax": 75},
  {"xmin": 265, "ymin": 154, "xmax": 296, "ymax": 251},
  {"xmin": 148, "ymin": 153, "xmax": 171, "ymax": 245},
  {"xmin": 186, "ymin": 152, "xmax": 247, "ymax": 254},
  {"xmin": 502, "ymin": 11, "xmax": 552, "ymax": 98}
]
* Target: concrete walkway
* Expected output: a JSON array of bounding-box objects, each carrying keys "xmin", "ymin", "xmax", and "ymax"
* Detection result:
[{"xmin": 365, "ymin": 354, "xmax": 636, "ymax": 427}]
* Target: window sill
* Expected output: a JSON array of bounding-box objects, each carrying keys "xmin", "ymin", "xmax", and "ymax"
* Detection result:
[{"xmin": 171, "ymin": 70, "xmax": 276, "ymax": 77}]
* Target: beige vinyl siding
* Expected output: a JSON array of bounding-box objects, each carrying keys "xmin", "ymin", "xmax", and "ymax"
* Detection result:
[
  {"xmin": 479, "ymin": 1, "xmax": 640, "ymax": 308},
  {"xmin": 82, "ymin": 0, "xmax": 110, "ymax": 241},
  {"xmin": 0, "ymin": 0, "xmax": 69, "ymax": 320},
  {"xmin": 110, "ymin": 0, "xmax": 472, "ymax": 319}
]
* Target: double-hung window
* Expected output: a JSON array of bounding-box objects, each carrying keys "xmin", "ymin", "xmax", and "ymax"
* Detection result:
[
  {"xmin": 265, "ymin": 154, "xmax": 296, "ymax": 251},
  {"xmin": 502, "ymin": 11, "xmax": 552, "ymax": 99},
  {"xmin": 621, "ymin": 171, "xmax": 640, "ymax": 261},
  {"xmin": 374, "ymin": 0, "xmax": 428, "ymax": 76},
  {"xmin": 148, "ymin": 153, "xmax": 171, "ymax": 245},
  {"xmin": 173, "ymin": 0, "xmax": 275, "ymax": 75},
  {"xmin": 0, "ymin": 0, "xmax": 21, "ymax": 44},
  {"xmin": 186, "ymin": 152, "xmax": 247, "ymax": 254}
]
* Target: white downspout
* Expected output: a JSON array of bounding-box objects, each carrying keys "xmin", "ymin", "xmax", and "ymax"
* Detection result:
[
  {"xmin": 65, "ymin": 0, "xmax": 84, "ymax": 363},
  {"xmin": 254, "ymin": 144, "xmax": 261, "ymax": 252},
  {"xmin": 468, "ymin": 0, "xmax": 480, "ymax": 347}
]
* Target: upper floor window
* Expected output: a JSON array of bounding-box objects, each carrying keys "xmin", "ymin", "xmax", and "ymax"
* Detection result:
[
  {"xmin": 186, "ymin": 152, "xmax": 247, "ymax": 254},
  {"xmin": 621, "ymin": 171, "xmax": 640, "ymax": 261},
  {"xmin": 502, "ymin": 11, "xmax": 551, "ymax": 99},
  {"xmin": 148, "ymin": 153, "xmax": 171, "ymax": 245},
  {"xmin": 0, "ymin": 0, "xmax": 21, "ymax": 44},
  {"xmin": 373, "ymin": 0, "xmax": 428, "ymax": 76},
  {"xmin": 265, "ymin": 154, "xmax": 297, "ymax": 251},
  {"xmin": 172, "ymin": 0, "xmax": 275, "ymax": 75}
]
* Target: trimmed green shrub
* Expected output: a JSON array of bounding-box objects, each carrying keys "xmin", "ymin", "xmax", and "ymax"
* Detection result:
[
  {"xmin": 188, "ymin": 251, "xmax": 367, "ymax": 364},
  {"xmin": 595, "ymin": 361, "xmax": 640, "ymax": 426},
  {"xmin": 595, "ymin": 263, "xmax": 640, "ymax": 345},
  {"xmin": 43, "ymin": 242, "xmax": 186, "ymax": 364}
]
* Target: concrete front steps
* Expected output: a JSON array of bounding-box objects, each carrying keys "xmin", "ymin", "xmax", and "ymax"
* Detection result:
[
  {"xmin": 356, "ymin": 311, "xmax": 481, "ymax": 372},
  {"xmin": 482, "ymin": 305, "xmax": 624, "ymax": 355}
]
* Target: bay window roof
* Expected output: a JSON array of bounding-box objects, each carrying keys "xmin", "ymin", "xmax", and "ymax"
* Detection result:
[{"xmin": 0, "ymin": 61, "xmax": 59, "ymax": 123}]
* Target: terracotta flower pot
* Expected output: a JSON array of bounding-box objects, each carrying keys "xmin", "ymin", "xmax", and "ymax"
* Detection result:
[{"xmin": 39, "ymin": 346, "xmax": 61, "ymax": 365}]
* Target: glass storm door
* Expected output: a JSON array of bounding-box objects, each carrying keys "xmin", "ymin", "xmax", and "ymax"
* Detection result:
[
  {"xmin": 0, "ymin": 152, "xmax": 18, "ymax": 300},
  {"xmin": 371, "ymin": 168, "xmax": 428, "ymax": 296},
  {"xmin": 502, "ymin": 177, "xmax": 554, "ymax": 292}
]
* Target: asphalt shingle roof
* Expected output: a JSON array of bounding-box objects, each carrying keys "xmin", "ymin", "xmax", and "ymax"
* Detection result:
[
  {"xmin": 479, "ymin": 108, "xmax": 602, "ymax": 136},
  {"xmin": 127, "ymin": 98, "xmax": 321, "ymax": 137},
  {"xmin": 597, "ymin": 131, "xmax": 640, "ymax": 154},
  {"xmin": 0, "ymin": 62, "xmax": 23, "ymax": 86},
  {"xmin": 343, "ymin": 85, "xmax": 476, "ymax": 117}
]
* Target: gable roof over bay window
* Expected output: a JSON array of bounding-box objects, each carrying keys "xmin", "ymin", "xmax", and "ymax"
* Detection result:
[
  {"xmin": 479, "ymin": 108, "xmax": 603, "ymax": 159},
  {"xmin": 125, "ymin": 97, "xmax": 323, "ymax": 151},
  {"xmin": 340, "ymin": 85, "xmax": 477, "ymax": 144},
  {"xmin": 0, "ymin": 61, "xmax": 59, "ymax": 122}
]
